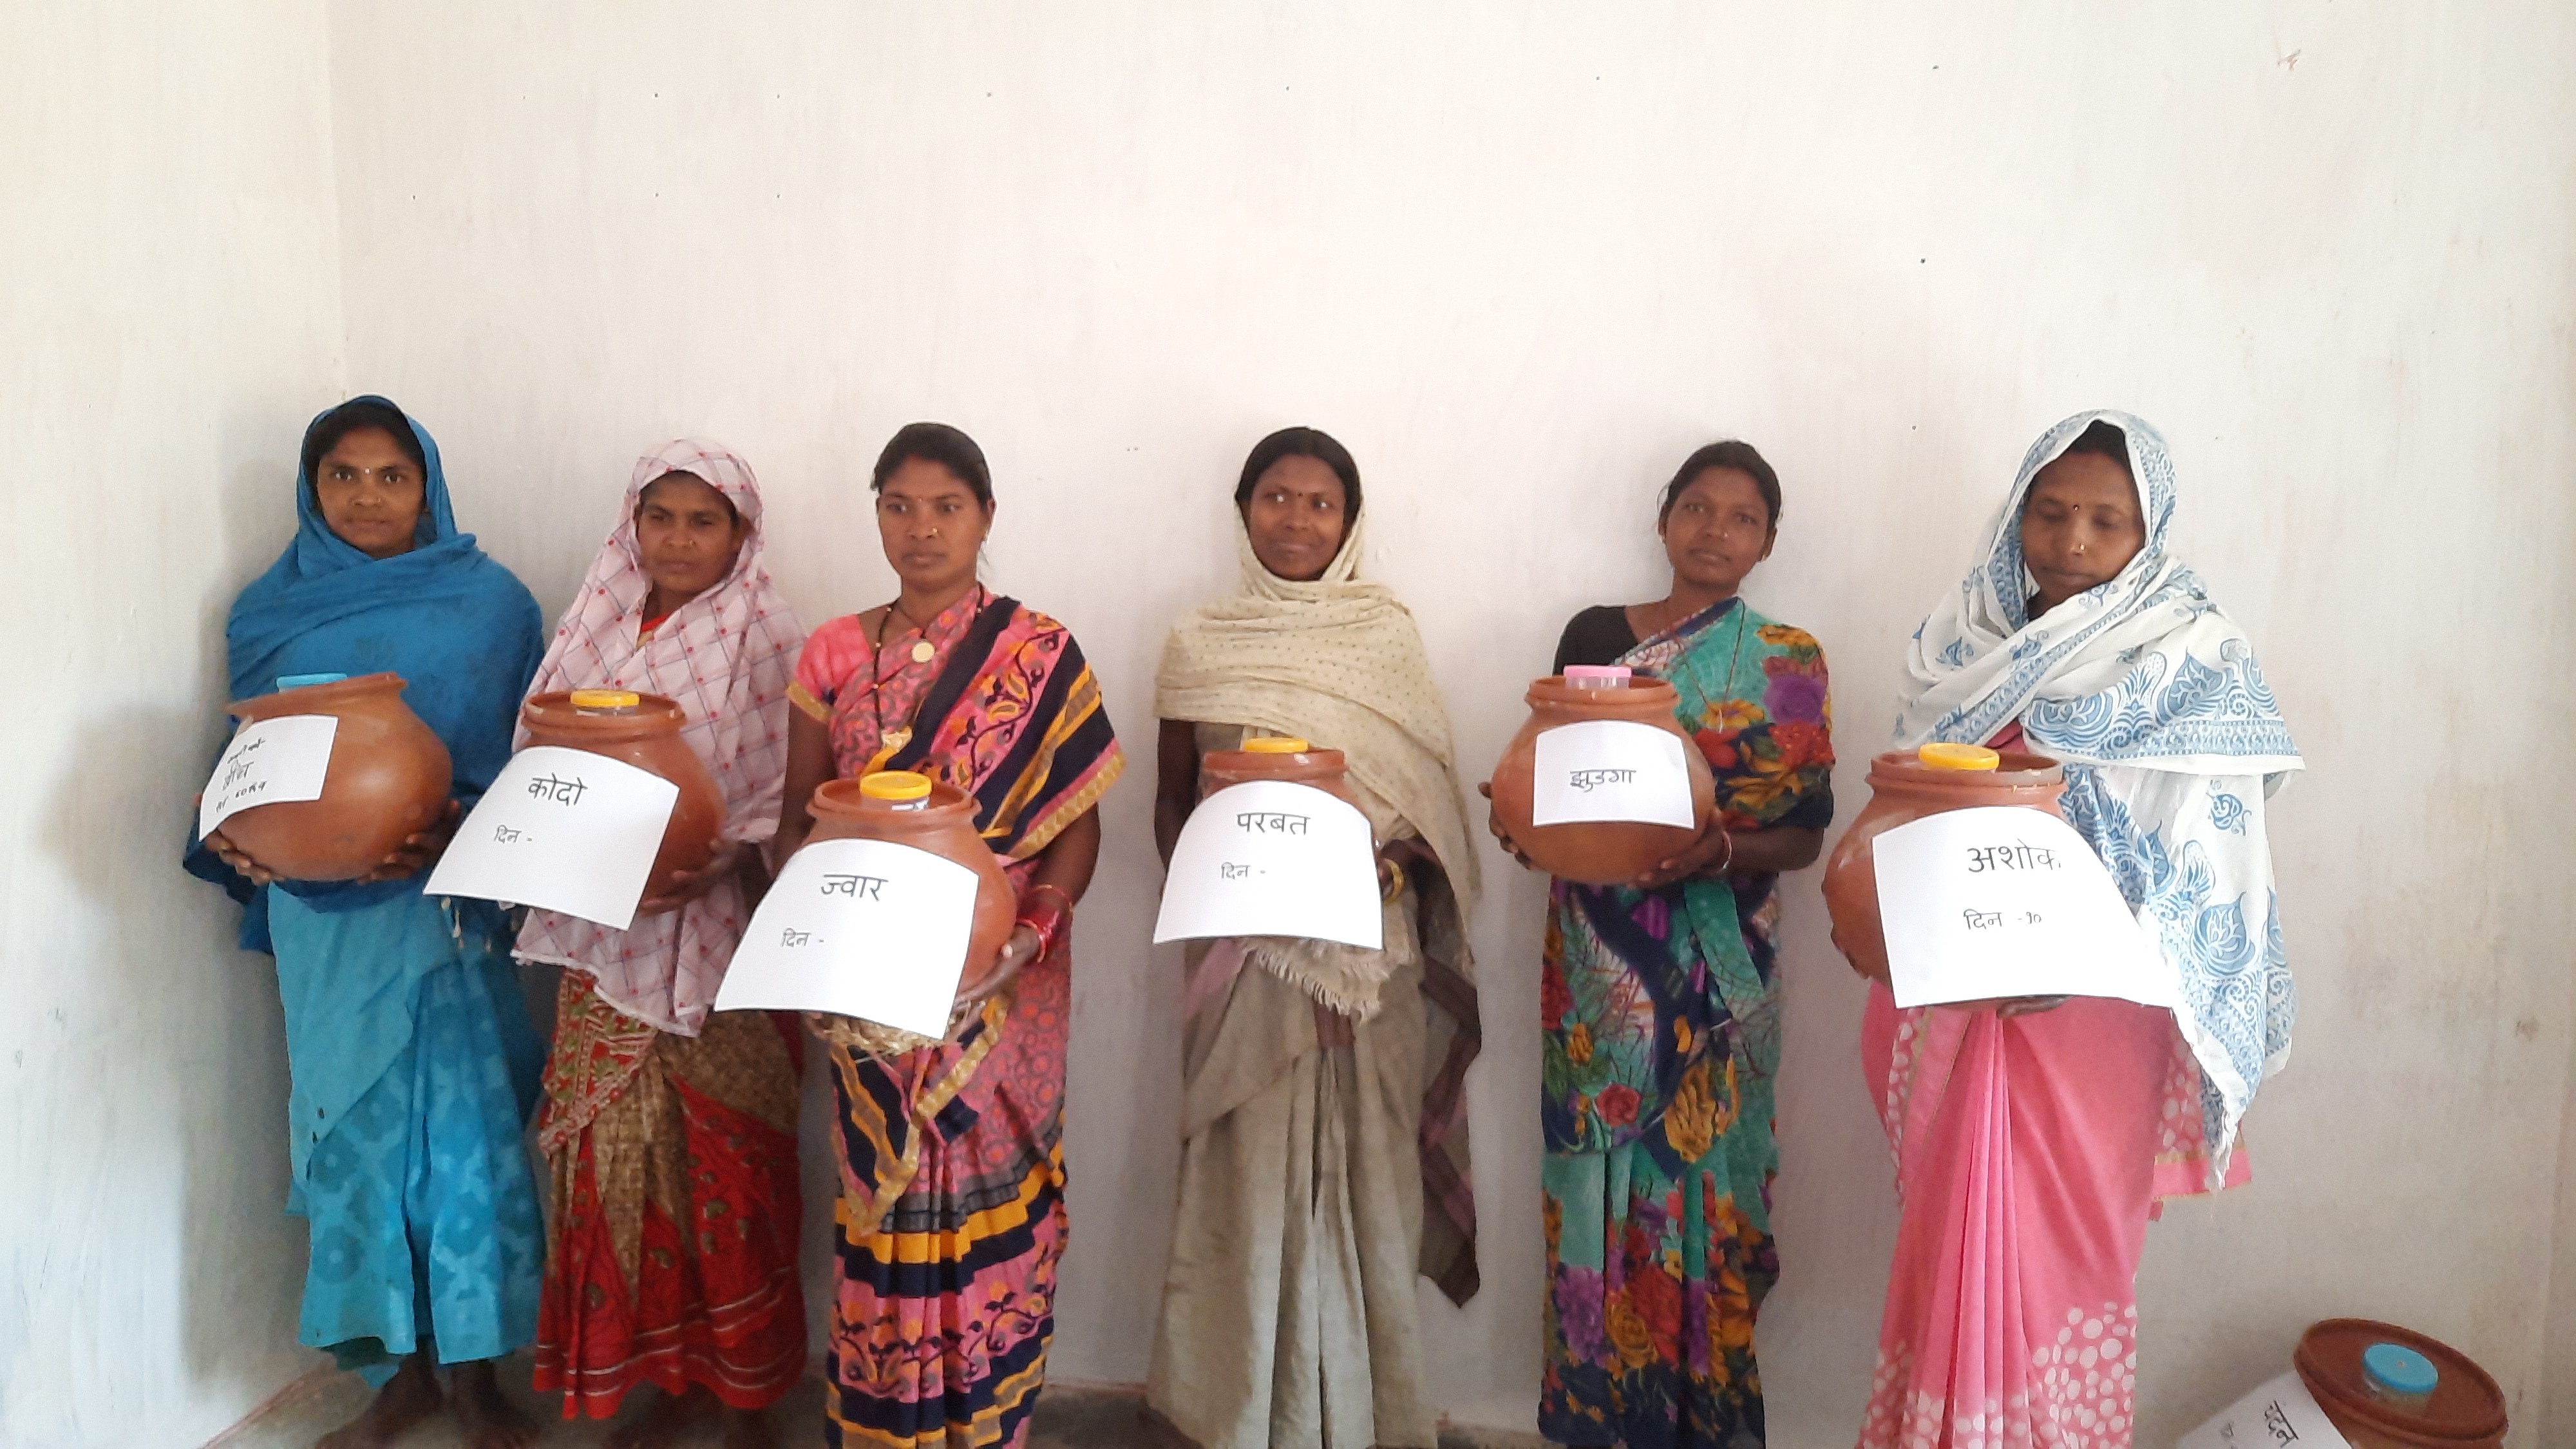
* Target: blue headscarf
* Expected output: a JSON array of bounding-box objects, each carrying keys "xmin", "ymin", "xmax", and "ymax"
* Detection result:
[{"xmin": 185, "ymin": 397, "xmax": 544, "ymax": 947}]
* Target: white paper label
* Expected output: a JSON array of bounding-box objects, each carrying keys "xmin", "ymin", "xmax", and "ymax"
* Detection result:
[
  {"xmin": 2178, "ymin": 1371, "xmax": 2352, "ymax": 1449},
  {"xmin": 1152, "ymin": 780, "xmax": 1383, "ymax": 949},
  {"xmin": 198, "ymin": 715, "xmax": 339, "ymax": 838},
  {"xmin": 424, "ymin": 745, "xmax": 678, "ymax": 930},
  {"xmin": 1873, "ymin": 805, "xmax": 2178, "ymax": 1009},
  {"xmin": 1530, "ymin": 719, "xmax": 1696, "ymax": 829},
  {"xmin": 713, "ymin": 837, "xmax": 980, "ymax": 1037}
]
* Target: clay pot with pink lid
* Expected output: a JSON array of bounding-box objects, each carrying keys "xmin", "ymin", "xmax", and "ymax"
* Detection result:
[
  {"xmin": 217, "ymin": 672, "xmax": 453, "ymax": 881},
  {"xmin": 520, "ymin": 688, "xmax": 724, "ymax": 902},
  {"xmin": 1819, "ymin": 743, "xmax": 2067, "ymax": 985},
  {"xmin": 1485, "ymin": 665, "xmax": 1718, "ymax": 886}
]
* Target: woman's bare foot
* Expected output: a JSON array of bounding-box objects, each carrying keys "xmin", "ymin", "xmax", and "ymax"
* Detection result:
[
  {"xmin": 605, "ymin": 1385, "xmax": 711, "ymax": 1449},
  {"xmin": 314, "ymin": 1355, "xmax": 442, "ymax": 1449},
  {"xmin": 719, "ymin": 1403, "xmax": 782, "ymax": 1449},
  {"xmin": 447, "ymin": 1359, "xmax": 539, "ymax": 1449}
]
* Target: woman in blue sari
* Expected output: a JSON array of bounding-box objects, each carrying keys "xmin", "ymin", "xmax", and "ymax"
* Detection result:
[
  {"xmin": 1494, "ymin": 442, "xmax": 1834, "ymax": 1449},
  {"xmin": 187, "ymin": 397, "xmax": 549, "ymax": 1449}
]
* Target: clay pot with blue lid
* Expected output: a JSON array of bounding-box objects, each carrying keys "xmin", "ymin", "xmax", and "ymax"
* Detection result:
[
  {"xmin": 216, "ymin": 671, "xmax": 453, "ymax": 881},
  {"xmin": 2294, "ymin": 1317, "xmax": 2506, "ymax": 1448}
]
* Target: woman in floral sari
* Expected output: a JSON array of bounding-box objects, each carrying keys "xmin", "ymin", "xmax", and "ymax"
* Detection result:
[
  {"xmin": 775, "ymin": 422, "xmax": 1123, "ymax": 1449},
  {"xmin": 1858, "ymin": 412, "xmax": 2298, "ymax": 1448},
  {"xmin": 1497, "ymin": 440, "xmax": 1834, "ymax": 1449},
  {"xmin": 515, "ymin": 440, "xmax": 808, "ymax": 1448}
]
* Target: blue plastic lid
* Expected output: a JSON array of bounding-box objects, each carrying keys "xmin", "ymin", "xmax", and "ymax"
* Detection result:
[
  {"xmin": 2362, "ymin": 1341, "xmax": 2439, "ymax": 1396},
  {"xmin": 275, "ymin": 672, "xmax": 348, "ymax": 691}
]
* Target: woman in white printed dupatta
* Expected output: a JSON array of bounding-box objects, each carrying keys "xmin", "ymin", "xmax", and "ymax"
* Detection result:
[
  {"xmin": 514, "ymin": 440, "xmax": 811, "ymax": 1449},
  {"xmin": 1857, "ymin": 412, "xmax": 2300, "ymax": 1449}
]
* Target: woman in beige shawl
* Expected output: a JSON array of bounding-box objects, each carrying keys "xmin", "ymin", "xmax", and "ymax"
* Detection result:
[{"xmin": 1147, "ymin": 427, "xmax": 1482, "ymax": 1449}]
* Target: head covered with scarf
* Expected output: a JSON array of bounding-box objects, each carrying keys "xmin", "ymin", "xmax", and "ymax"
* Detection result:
[
  {"xmin": 1897, "ymin": 409, "xmax": 2300, "ymax": 1175},
  {"xmin": 187, "ymin": 396, "xmax": 545, "ymax": 943},
  {"xmin": 1155, "ymin": 441, "xmax": 1486, "ymax": 1302},
  {"xmin": 512, "ymin": 439, "xmax": 805, "ymax": 1035}
]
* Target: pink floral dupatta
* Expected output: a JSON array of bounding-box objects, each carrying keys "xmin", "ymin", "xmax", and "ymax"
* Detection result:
[{"xmin": 513, "ymin": 440, "xmax": 804, "ymax": 1037}]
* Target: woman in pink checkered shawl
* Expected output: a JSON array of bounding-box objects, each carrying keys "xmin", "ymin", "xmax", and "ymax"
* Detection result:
[{"xmin": 512, "ymin": 440, "xmax": 811, "ymax": 1446}]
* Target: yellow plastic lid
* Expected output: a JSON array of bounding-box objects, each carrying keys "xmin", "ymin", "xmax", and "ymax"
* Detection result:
[
  {"xmin": 570, "ymin": 688, "xmax": 641, "ymax": 710},
  {"xmin": 1242, "ymin": 736, "xmax": 1312, "ymax": 753},
  {"xmin": 1918, "ymin": 743, "xmax": 2001, "ymax": 772},
  {"xmin": 860, "ymin": 770, "xmax": 934, "ymax": 800}
]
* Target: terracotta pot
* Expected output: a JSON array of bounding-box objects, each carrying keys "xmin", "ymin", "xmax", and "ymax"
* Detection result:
[
  {"xmin": 219, "ymin": 672, "xmax": 453, "ymax": 882},
  {"xmin": 520, "ymin": 689, "xmax": 725, "ymax": 902},
  {"xmin": 1200, "ymin": 736, "xmax": 1361, "ymax": 812},
  {"xmin": 2293, "ymin": 1319, "xmax": 2506, "ymax": 1449},
  {"xmin": 1486, "ymin": 672, "xmax": 1718, "ymax": 886},
  {"xmin": 803, "ymin": 771, "xmax": 1018, "ymax": 999},
  {"xmin": 1820, "ymin": 744, "xmax": 2067, "ymax": 985}
]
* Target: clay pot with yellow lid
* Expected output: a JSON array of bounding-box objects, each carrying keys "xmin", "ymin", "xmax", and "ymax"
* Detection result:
[
  {"xmin": 218, "ymin": 672, "xmax": 454, "ymax": 881},
  {"xmin": 1486, "ymin": 667, "xmax": 1719, "ymax": 886},
  {"xmin": 1200, "ymin": 735, "xmax": 1363, "ymax": 815},
  {"xmin": 520, "ymin": 688, "xmax": 726, "ymax": 903},
  {"xmin": 802, "ymin": 769, "xmax": 1019, "ymax": 999},
  {"xmin": 1820, "ymin": 743, "xmax": 2067, "ymax": 985}
]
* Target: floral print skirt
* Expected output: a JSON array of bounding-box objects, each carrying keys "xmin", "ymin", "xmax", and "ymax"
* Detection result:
[{"xmin": 1540, "ymin": 1106, "xmax": 1778, "ymax": 1449}]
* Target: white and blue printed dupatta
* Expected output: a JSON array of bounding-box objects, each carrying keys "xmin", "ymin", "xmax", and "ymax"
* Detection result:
[{"xmin": 1895, "ymin": 410, "xmax": 2301, "ymax": 1183}]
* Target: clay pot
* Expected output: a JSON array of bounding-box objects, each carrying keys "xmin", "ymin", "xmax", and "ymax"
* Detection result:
[
  {"xmin": 1201, "ymin": 736, "xmax": 1362, "ymax": 812},
  {"xmin": 520, "ymin": 689, "xmax": 725, "ymax": 902},
  {"xmin": 2294, "ymin": 1319, "xmax": 2507, "ymax": 1449},
  {"xmin": 1486, "ymin": 672, "xmax": 1718, "ymax": 886},
  {"xmin": 803, "ymin": 771, "xmax": 1019, "ymax": 998},
  {"xmin": 1820, "ymin": 744, "xmax": 2065, "ymax": 985},
  {"xmin": 219, "ymin": 672, "xmax": 453, "ymax": 882}
]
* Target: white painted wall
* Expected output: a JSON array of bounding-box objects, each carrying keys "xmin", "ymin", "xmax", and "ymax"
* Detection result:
[
  {"xmin": 0, "ymin": 3, "xmax": 348, "ymax": 1446},
  {"xmin": 8, "ymin": 3, "xmax": 2572, "ymax": 1446}
]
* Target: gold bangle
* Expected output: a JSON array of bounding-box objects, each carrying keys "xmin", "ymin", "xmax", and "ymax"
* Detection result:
[{"xmin": 1379, "ymin": 858, "xmax": 1407, "ymax": 902}]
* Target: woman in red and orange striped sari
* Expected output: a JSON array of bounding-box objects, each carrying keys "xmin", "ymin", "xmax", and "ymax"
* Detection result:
[{"xmin": 775, "ymin": 422, "xmax": 1123, "ymax": 1449}]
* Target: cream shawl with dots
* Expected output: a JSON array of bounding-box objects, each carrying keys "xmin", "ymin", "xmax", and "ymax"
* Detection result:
[{"xmin": 1155, "ymin": 515, "xmax": 1481, "ymax": 906}]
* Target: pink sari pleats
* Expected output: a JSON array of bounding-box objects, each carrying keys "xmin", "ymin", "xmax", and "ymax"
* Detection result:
[{"xmin": 1857, "ymin": 988, "xmax": 2176, "ymax": 1449}]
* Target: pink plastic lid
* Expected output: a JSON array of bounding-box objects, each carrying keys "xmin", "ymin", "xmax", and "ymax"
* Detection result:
[{"xmin": 1564, "ymin": 665, "xmax": 1633, "ymax": 684}]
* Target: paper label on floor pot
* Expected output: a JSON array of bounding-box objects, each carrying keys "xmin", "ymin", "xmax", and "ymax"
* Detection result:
[
  {"xmin": 1153, "ymin": 780, "xmax": 1382, "ymax": 949},
  {"xmin": 1873, "ymin": 805, "xmax": 2179, "ymax": 1009},
  {"xmin": 714, "ymin": 837, "xmax": 980, "ymax": 1037},
  {"xmin": 426, "ymin": 746, "xmax": 677, "ymax": 929},
  {"xmin": 1530, "ymin": 719, "xmax": 1696, "ymax": 828},
  {"xmin": 2178, "ymin": 1371, "xmax": 2352, "ymax": 1449},
  {"xmin": 198, "ymin": 714, "xmax": 338, "ymax": 838}
]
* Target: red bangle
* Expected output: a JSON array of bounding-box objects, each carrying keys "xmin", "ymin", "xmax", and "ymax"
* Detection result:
[{"xmin": 1016, "ymin": 884, "xmax": 1073, "ymax": 959}]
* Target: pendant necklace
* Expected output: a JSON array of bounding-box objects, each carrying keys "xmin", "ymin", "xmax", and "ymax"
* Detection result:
[{"xmin": 867, "ymin": 586, "xmax": 982, "ymax": 766}]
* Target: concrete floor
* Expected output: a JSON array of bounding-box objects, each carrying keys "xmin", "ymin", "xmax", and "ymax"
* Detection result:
[{"xmin": 211, "ymin": 1358, "xmax": 1545, "ymax": 1448}]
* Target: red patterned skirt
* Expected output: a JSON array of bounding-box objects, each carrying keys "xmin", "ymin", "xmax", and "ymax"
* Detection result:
[{"xmin": 532, "ymin": 976, "xmax": 808, "ymax": 1419}]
